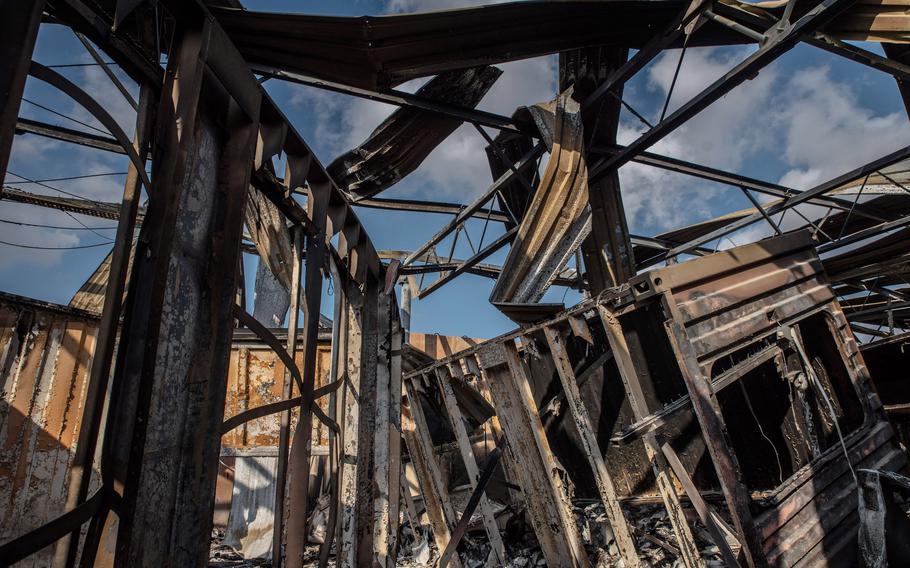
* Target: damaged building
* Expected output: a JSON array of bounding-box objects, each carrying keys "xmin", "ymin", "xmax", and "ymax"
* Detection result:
[{"xmin": 2, "ymin": 0, "xmax": 910, "ymax": 567}]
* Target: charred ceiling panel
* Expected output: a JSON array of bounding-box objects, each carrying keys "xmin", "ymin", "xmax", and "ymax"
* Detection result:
[
  {"xmin": 211, "ymin": 1, "xmax": 753, "ymax": 91},
  {"xmin": 328, "ymin": 66, "xmax": 501, "ymax": 201}
]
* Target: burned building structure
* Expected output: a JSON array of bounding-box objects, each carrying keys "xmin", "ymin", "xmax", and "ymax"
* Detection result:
[{"xmin": 2, "ymin": 0, "xmax": 910, "ymax": 567}]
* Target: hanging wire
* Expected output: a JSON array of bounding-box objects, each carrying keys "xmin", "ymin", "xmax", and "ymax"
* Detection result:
[
  {"xmin": 5, "ymin": 172, "xmax": 117, "ymax": 240},
  {"xmin": 0, "ymin": 238, "xmax": 113, "ymax": 250},
  {"xmin": 739, "ymin": 380, "xmax": 784, "ymax": 485},
  {"xmin": 7, "ymin": 171, "xmax": 100, "ymax": 201},
  {"xmin": 0, "ymin": 217, "xmax": 117, "ymax": 231},
  {"xmin": 21, "ymin": 98, "xmax": 110, "ymax": 136},
  {"xmin": 5, "ymin": 171, "xmax": 128, "ymax": 184}
]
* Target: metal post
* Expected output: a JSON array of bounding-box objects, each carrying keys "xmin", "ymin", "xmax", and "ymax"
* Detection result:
[
  {"xmin": 0, "ymin": 0, "xmax": 45, "ymax": 183},
  {"xmin": 285, "ymin": 181, "xmax": 329, "ymax": 567},
  {"xmin": 57, "ymin": 82, "xmax": 154, "ymax": 568},
  {"xmin": 399, "ymin": 277, "xmax": 412, "ymax": 343},
  {"xmin": 273, "ymin": 225, "xmax": 303, "ymax": 567}
]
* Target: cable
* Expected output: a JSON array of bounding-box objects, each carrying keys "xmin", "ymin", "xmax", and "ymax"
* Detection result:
[
  {"xmin": 4, "ymin": 173, "xmax": 115, "ymax": 239},
  {"xmin": 0, "ymin": 217, "xmax": 117, "ymax": 231},
  {"xmin": 5, "ymin": 172, "xmax": 128, "ymax": 184},
  {"xmin": 21, "ymin": 98, "xmax": 110, "ymax": 136},
  {"xmin": 0, "ymin": 238, "xmax": 113, "ymax": 250},
  {"xmin": 7, "ymin": 171, "xmax": 100, "ymax": 201},
  {"xmin": 46, "ymin": 62, "xmax": 118, "ymax": 69}
]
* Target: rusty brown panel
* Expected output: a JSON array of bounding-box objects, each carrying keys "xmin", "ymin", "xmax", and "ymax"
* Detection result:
[
  {"xmin": 0, "ymin": 299, "xmax": 100, "ymax": 567},
  {"xmin": 683, "ymin": 278, "xmax": 833, "ymax": 362},
  {"xmin": 221, "ymin": 342, "xmax": 332, "ymax": 449},
  {"xmin": 756, "ymin": 423, "xmax": 906, "ymax": 566}
]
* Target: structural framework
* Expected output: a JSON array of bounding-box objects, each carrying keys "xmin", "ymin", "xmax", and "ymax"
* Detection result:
[{"xmin": 2, "ymin": 0, "xmax": 910, "ymax": 567}]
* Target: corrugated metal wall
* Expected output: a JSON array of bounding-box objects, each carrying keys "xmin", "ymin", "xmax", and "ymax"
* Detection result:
[{"xmin": 0, "ymin": 294, "xmax": 99, "ymax": 567}]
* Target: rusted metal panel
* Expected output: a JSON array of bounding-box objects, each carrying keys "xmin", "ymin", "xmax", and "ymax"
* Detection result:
[
  {"xmin": 0, "ymin": 295, "xmax": 99, "ymax": 568},
  {"xmin": 222, "ymin": 341, "xmax": 333, "ymax": 449},
  {"xmin": 630, "ymin": 232, "xmax": 834, "ymax": 363}
]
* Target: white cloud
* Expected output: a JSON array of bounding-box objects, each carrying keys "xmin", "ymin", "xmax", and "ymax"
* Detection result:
[
  {"xmin": 770, "ymin": 66, "xmax": 910, "ymax": 189},
  {"xmin": 617, "ymin": 46, "xmax": 777, "ymax": 232},
  {"xmin": 615, "ymin": 47, "xmax": 910, "ymax": 237},
  {"xmin": 385, "ymin": 0, "xmax": 505, "ymax": 13},
  {"xmin": 0, "ymin": 203, "xmax": 85, "ymax": 269}
]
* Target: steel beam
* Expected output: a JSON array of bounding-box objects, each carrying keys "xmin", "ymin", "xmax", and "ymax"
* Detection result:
[
  {"xmin": 101, "ymin": 18, "xmax": 262, "ymax": 565},
  {"xmin": 403, "ymin": 142, "xmax": 544, "ymax": 266},
  {"xmin": 668, "ymin": 144, "xmax": 910, "ymax": 257},
  {"xmin": 251, "ymin": 64, "xmax": 531, "ymax": 135},
  {"xmin": 587, "ymin": 0, "xmax": 857, "ymax": 186},
  {"xmin": 593, "ymin": 144, "xmax": 887, "ymax": 220},
  {"xmin": 15, "ymin": 117, "xmax": 127, "ymax": 154},
  {"xmin": 355, "ymin": 196, "xmax": 510, "ymax": 224},
  {"xmin": 0, "ymin": 0, "xmax": 45, "ymax": 184}
]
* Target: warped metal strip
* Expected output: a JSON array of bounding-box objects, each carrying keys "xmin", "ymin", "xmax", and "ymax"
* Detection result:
[
  {"xmin": 0, "ymin": 488, "xmax": 107, "ymax": 565},
  {"xmin": 220, "ymin": 376, "xmax": 345, "ymax": 434},
  {"xmin": 233, "ymin": 304, "xmax": 303, "ymax": 391}
]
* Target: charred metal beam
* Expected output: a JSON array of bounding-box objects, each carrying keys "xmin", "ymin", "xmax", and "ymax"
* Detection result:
[
  {"xmin": 0, "ymin": 0, "xmax": 44, "ymax": 184},
  {"xmin": 668, "ymin": 144, "xmax": 910, "ymax": 258},
  {"xmin": 100, "ymin": 17, "xmax": 262, "ymax": 565},
  {"xmin": 417, "ymin": 227, "xmax": 517, "ymax": 299},
  {"xmin": 355, "ymin": 196, "xmax": 511, "ymax": 224},
  {"xmin": 806, "ymin": 33, "xmax": 910, "ymax": 83},
  {"xmin": 587, "ymin": 0, "xmax": 857, "ymax": 186},
  {"xmin": 27, "ymin": 61, "xmax": 151, "ymax": 192},
  {"xmin": 403, "ymin": 142, "xmax": 545, "ymax": 266},
  {"xmin": 0, "ymin": 186, "xmax": 131, "ymax": 220},
  {"xmin": 46, "ymin": 0, "xmax": 162, "ymax": 89},
  {"xmin": 252, "ymin": 64, "xmax": 530, "ymax": 135},
  {"xmin": 575, "ymin": 46, "xmax": 636, "ymax": 292},
  {"xmin": 593, "ymin": 143, "xmax": 888, "ymax": 220},
  {"xmin": 15, "ymin": 117, "xmax": 128, "ymax": 155},
  {"xmin": 329, "ymin": 66, "xmax": 502, "ymax": 200}
]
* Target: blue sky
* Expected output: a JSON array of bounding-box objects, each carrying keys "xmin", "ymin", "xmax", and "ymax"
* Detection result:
[{"xmin": 2, "ymin": 0, "xmax": 909, "ymax": 340}]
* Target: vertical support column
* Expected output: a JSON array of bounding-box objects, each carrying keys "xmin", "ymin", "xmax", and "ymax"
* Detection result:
[
  {"xmin": 401, "ymin": 376, "xmax": 462, "ymax": 568},
  {"xmin": 386, "ymin": 298, "xmax": 403, "ymax": 566},
  {"xmin": 371, "ymin": 291, "xmax": 399, "ymax": 567},
  {"xmin": 433, "ymin": 365, "xmax": 507, "ymax": 564},
  {"xmin": 286, "ymin": 180, "xmax": 329, "ymax": 567},
  {"xmin": 273, "ymin": 225, "xmax": 303, "ymax": 567},
  {"xmin": 339, "ymin": 292, "xmax": 365, "ymax": 567},
  {"xmin": 661, "ymin": 297, "xmax": 766, "ymax": 568},
  {"xmin": 58, "ymin": 81, "xmax": 155, "ymax": 568},
  {"xmin": 597, "ymin": 305, "xmax": 704, "ymax": 568},
  {"xmin": 563, "ymin": 47, "xmax": 635, "ymax": 291},
  {"xmin": 477, "ymin": 341, "xmax": 591, "ymax": 568},
  {"xmin": 399, "ymin": 278, "xmax": 412, "ymax": 343},
  {"xmin": 542, "ymin": 325, "xmax": 642, "ymax": 568},
  {"xmin": 339, "ymin": 278, "xmax": 401, "ymax": 567},
  {"xmin": 106, "ymin": 19, "xmax": 262, "ymax": 566},
  {"xmin": 0, "ymin": 0, "xmax": 44, "ymax": 183}
]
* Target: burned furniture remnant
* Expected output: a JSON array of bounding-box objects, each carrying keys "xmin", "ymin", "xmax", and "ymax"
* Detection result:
[
  {"xmin": 3, "ymin": 0, "xmax": 910, "ymax": 567},
  {"xmin": 405, "ymin": 233, "xmax": 907, "ymax": 567}
]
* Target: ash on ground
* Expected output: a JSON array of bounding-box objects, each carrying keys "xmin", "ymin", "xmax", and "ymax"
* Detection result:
[{"xmin": 209, "ymin": 503, "xmax": 730, "ymax": 567}]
